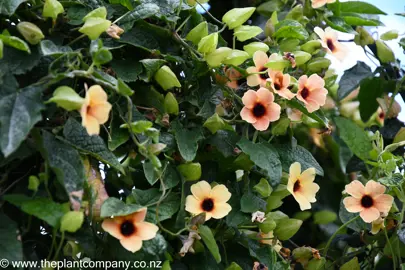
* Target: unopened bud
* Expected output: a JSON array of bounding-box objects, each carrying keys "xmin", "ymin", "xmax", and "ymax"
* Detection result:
[
  {"xmin": 177, "ymin": 163, "xmax": 202, "ymax": 181},
  {"xmin": 164, "ymin": 92, "xmax": 179, "ymax": 115},
  {"xmin": 307, "ymin": 57, "xmax": 331, "ymax": 72},
  {"xmin": 42, "ymin": 0, "xmax": 64, "ymax": 20},
  {"xmin": 148, "ymin": 143, "xmax": 166, "ymax": 155},
  {"xmin": 234, "ymin": 25, "xmax": 263, "ymax": 42},
  {"xmin": 222, "ymin": 50, "xmax": 250, "ymax": 66},
  {"xmin": 17, "ymin": 22, "xmax": 45, "ymax": 45},
  {"xmin": 198, "ymin": 32, "xmax": 218, "ymax": 54},
  {"xmin": 203, "ymin": 113, "xmax": 226, "ymax": 134},
  {"xmin": 376, "ymin": 40, "xmax": 395, "ymax": 63},
  {"xmin": 243, "ymin": 42, "xmax": 269, "ymax": 56},
  {"xmin": 381, "ymin": 30, "xmax": 398, "ymax": 41},
  {"xmin": 154, "ymin": 65, "xmax": 181, "ymax": 91},
  {"xmin": 83, "ymin": 7, "xmax": 107, "ymax": 21},
  {"xmin": 186, "ymin": 21, "xmax": 208, "ymax": 45},
  {"xmin": 79, "ymin": 17, "xmax": 111, "ymax": 40},
  {"xmin": 205, "ymin": 47, "xmax": 232, "ymax": 67},
  {"xmin": 222, "ymin": 7, "xmax": 256, "ymax": 30},
  {"xmin": 46, "ymin": 86, "xmax": 85, "ymax": 111},
  {"xmin": 264, "ymin": 53, "xmax": 290, "ymax": 70},
  {"xmin": 354, "ymin": 27, "xmax": 374, "ymax": 47},
  {"xmin": 293, "ymin": 51, "xmax": 311, "ymax": 66},
  {"xmin": 300, "ymin": 40, "xmax": 322, "ymax": 54}
]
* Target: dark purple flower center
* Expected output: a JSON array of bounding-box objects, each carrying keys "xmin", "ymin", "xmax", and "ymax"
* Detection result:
[
  {"xmin": 326, "ymin": 38, "xmax": 335, "ymax": 52},
  {"xmin": 120, "ymin": 221, "xmax": 135, "ymax": 236},
  {"xmin": 301, "ymin": 87, "xmax": 310, "ymax": 100},
  {"xmin": 253, "ymin": 103, "xmax": 266, "ymax": 118},
  {"xmin": 201, "ymin": 198, "xmax": 214, "ymax": 212},
  {"xmin": 293, "ymin": 180, "xmax": 300, "ymax": 192},
  {"xmin": 361, "ymin": 195, "xmax": 373, "ymax": 208},
  {"xmin": 259, "ymin": 67, "xmax": 269, "ymax": 80}
]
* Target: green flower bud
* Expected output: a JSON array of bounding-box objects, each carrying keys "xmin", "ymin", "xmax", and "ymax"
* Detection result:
[
  {"xmin": 16, "ymin": 22, "xmax": 45, "ymax": 45},
  {"xmin": 164, "ymin": 92, "xmax": 179, "ymax": 115},
  {"xmin": 381, "ymin": 30, "xmax": 399, "ymax": 41},
  {"xmin": 42, "ymin": 0, "xmax": 64, "ymax": 20},
  {"xmin": 154, "ymin": 65, "xmax": 181, "ymax": 91},
  {"xmin": 0, "ymin": 39, "xmax": 3, "ymax": 59},
  {"xmin": 150, "ymin": 155, "xmax": 162, "ymax": 168},
  {"xmin": 234, "ymin": 25, "xmax": 263, "ymax": 42},
  {"xmin": 222, "ymin": 50, "xmax": 250, "ymax": 66},
  {"xmin": 243, "ymin": 42, "xmax": 269, "ymax": 56},
  {"xmin": 271, "ymin": 117, "xmax": 291, "ymax": 136},
  {"xmin": 205, "ymin": 47, "xmax": 232, "ymax": 67},
  {"xmin": 117, "ymin": 79, "xmax": 134, "ymax": 96},
  {"xmin": 186, "ymin": 21, "xmax": 208, "ymax": 45},
  {"xmin": 300, "ymin": 40, "xmax": 322, "ymax": 54},
  {"xmin": 60, "ymin": 211, "xmax": 84, "ymax": 233},
  {"xmin": 145, "ymin": 128, "xmax": 160, "ymax": 143},
  {"xmin": 79, "ymin": 17, "xmax": 111, "ymax": 40},
  {"xmin": 28, "ymin": 175, "xmax": 40, "ymax": 191},
  {"xmin": 225, "ymin": 262, "xmax": 243, "ymax": 270},
  {"xmin": 354, "ymin": 27, "xmax": 374, "ymax": 47},
  {"xmin": 264, "ymin": 54, "xmax": 290, "ymax": 70},
  {"xmin": 258, "ymin": 218, "xmax": 276, "ymax": 233},
  {"xmin": 203, "ymin": 113, "xmax": 226, "ymax": 134},
  {"xmin": 279, "ymin": 38, "xmax": 300, "ymax": 52},
  {"xmin": 376, "ymin": 40, "xmax": 395, "ymax": 63},
  {"xmin": 177, "ymin": 163, "xmax": 202, "ymax": 181},
  {"xmin": 264, "ymin": 12, "xmax": 278, "ymax": 37},
  {"xmin": 293, "ymin": 51, "xmax": 312, "ymax": 66},
  {"xmin": 120, "ymin": 120, "xmax": 153, "ymax": 133},
  {"xmin": 292, "ymin": 247, "xmax": 313, "ymax": 261},
  {"xmin": 253, "ymin": 178, "xmax": 272, "ymax": 197},
  {"xmin": 222, "ymin": 7, "xmax": 256, "ymax": 30},
  {"xmin": 83, "ymin": 7, "xmax": 107, "ymax": 22},
  {"xmin": 147, "ymin": 143, "xmax": 166, "ymax": 155},
  {"xmin": 46, "ymin": 86, "xmax": 85, "ymax": 111},
  {"xmin": 307, "ymin": 57, "xmax": 331, "ymax": 72},
  {"xmin": 197, "ymin": 32, "xmax": 218, "ymax": 54}
]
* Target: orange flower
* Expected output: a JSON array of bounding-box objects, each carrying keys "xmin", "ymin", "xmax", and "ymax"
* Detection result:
[
  {"xmin": 246, "ymin": 51, "xmax": 274, "ymax": 87},
  {"xmin": 268, "ymin": 70, "xmax": 295, "ymax": 100},
  {"xmin": 101, "ymin": 208, "xmax": 159, "ymax": 252},
  {"xmin": 240, "ymin": 88, "xmax": 281, "ymax": 131},
  {"xmin": 225, "ymin": 67, "xmax": 243, "ymax": 89},
  {"xmin": 297, "ymin": 74, "xmax": 328, "ymax": 113},
  {"xmin": 343, "ymin": 180, "xmax": 394, "ymax": 223},
  {"xmin": 287, "ymin": 162, "xmax": 320, "ymax": 210},
  {"xmin": 311, "ymin": 0, "xmax": 336, "ymax": 8},
  {"xmin": 80, "ymin": 85, "xmax": 112, "ymax": 135},
  {"xmin": 185, "ymin": 181, "xmax": 232, "ymax": 221},
  {"xmin": 314, "ymin": 27, "xmax": 348, "ymax": 61}
]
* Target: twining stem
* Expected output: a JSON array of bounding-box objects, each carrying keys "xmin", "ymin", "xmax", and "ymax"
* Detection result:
[
  {"xmin": 195, "ymin": 0, "xmax": 224, "ymax": 26},
  {"xmin": 113, "ymin": 10, "xmax": 131, "ymax": 24},
  {"xmin": 384, "ymin": 227, "xmax": 397, "ymax": 270},
  {"xmin": 47, "ymin": 227, "xmax": 58, "ymax": 260},
  {"xmin": 176, "ymin": 15, "xmax": 191, "ymax": 33},
  {"xmin": 52, "ymin": 231, "xmax": 65, "ymax": 261},
  {"xmin": 323, "ymin": 216, "xmax": 359, "ymax": 257},
  {"xmin": 177, "ymin": 0, "xmax": 183, "ymax": 17},
  {"xmin": 252, "ymin": 130, "xmax": 259, "ymax": 143},
  {"xmin": 67, "ymin": 34, "xmax": 86, "ymax": 46}
]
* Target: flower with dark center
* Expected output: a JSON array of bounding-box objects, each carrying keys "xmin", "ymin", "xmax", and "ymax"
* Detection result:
[
  {"xmin": 246, "ymin": 51, "xmax": 279, "ymax": 87},
  {"xmin": 297, "ymin": 74, "xmax": 328, "ymax": 113},
  {"xmin": 259, "ymin": 67, "xmax": 269, "ymax": 80},
  {"xmin": 101, "ymin": 208, "xmax": 159, "ymax": 252},
  {"xmin": 240, "ymin": 88, "xmax": 281, "ymax": 131},
  {"xmin": 268, "ymin": 71, "xmax": 295, "ymax": 100},
  {"xmin": 314, "ymin": 26, "xmax": 348, "ymax": 61},
  {"xmin": 343, "ymin": 180, "xmax": 394, "ymax": 223},
  {"xmin": 287, "ymin": 162, "xmax": 319, "ymax": 210},
  {"xmin": 311, "ymin": 0, "xmax": 337, "ymax": 9},
  {"xmin": 186, "ymin": 180, "xmax": 232, "ymax": 221}
]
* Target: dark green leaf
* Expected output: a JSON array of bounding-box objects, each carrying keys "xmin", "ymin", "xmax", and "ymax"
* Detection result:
[
  {"xmin": 172, "ymin": 121, "xmax": 204, "ymax": 162},
  {"xmin": 337, "ymin": 61, "xmax": 373, "ymax": 100},
  {"xmin": 0, "ymin": 0, "xmax": 27, "ymax": 16},
  {"xmin": 111, "ymin": 60, "xmax": 143, "ymax": 82},
  {"xmin": 0, "ymin": 34, "xmax": 30, "ymax": 53},
  {"xmin": 237, "ymin": 138, "xmax": 282, "ymax": 187},
  {"xmin": 0, "ymin": 213, "xmax": 22, "ymax": 262},
  {"xmin": 40, "ymin": 40, "xmax": 73, "ymax": 56},
  {"xmin": 0, "ymin": 83, "xmax": 43, "ymax": 157},
  {"xmin": 398, "ymin": 225, "xmax": 405, "ymax": 245},
  {"xmin": 358, "ymin": 77, "xmax": 386, "ymax": 121},
  {"xmin": 139, "ymin": 59, "xmax": 166, "ymax": 82},
  {"xmin": 257, "ymin": 0, "xmax": 283, "ymax": 17},
  {"xmin": 335, "ymin": 117, "xmax": 373, "ymax": 160},
  {"xmin": 288, "ymin": 99, "xmax": 329, "ymax": 128},
  {"xmin": 332, "ymin": 1, "xmax": 386, "ymax": 15},
  {"xmin": 100, "ymin": 197, "xmax": 144, "ymax": 217},
  {"xmin": 325, "ymin": 16, "xmax": 357, "ymax": 34},
  {"xmin": 206, "ymin": 130, "xmax": 239, "ymax": 158},
  {"xmin": 339, "ymin": 200, "xmax": 369, "ymax": 232},
  {"xmin": 274, "ymin": 218, "xmax": 302, "ymax": 240},
  {"xmin": 67, "ymin": 5, "xmax": 92, "ymax": 25},
  {"xmin": 63, "ymin": 118, "xmax": 125, "ymax": 173},
  {"xmin": 274, "ymin": 20, "xmax": 309, "ymax": 40},
  {"xmin": 162, "ymin": 164, "xmax": 180, "ymax": 190},
  {"xmin": 199, "ymin": 225, "xmax": 221, "ymax": 263},
  {"xmin": 240, "ymin": 193, "xmax": 267, "ymax": 213},
  {"xmin": 108, "ymin": 114, "xmax": 129, "ymax": 151},
  {"xmin": 248, "ymin": 238, "xmax": 275, "ymax": 268},
  {"xmin": 342, "ymin": 13, "xmax": 384, "ymax": 26},
  {"xmin": 0, "ymin": 45, "xmax": 41, "ymax": 76},
  {"xmin": 120, "ymin": 3, "xmax": 160, "ymax": 25}
]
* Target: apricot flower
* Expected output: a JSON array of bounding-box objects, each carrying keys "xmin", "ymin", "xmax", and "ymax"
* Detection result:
[
  {"xmin": 185, "ymin": 181, "xmax": 232, "ymax": 221},
  {"xmin": 225, "ymin": 67, "xmax": 243, "ymax": 89},
  {"xmin": 101, "ymin": 208, "xmax": 159, "ymax": 252},
  {"xmin": 80, "ymin": 85, "xmax": 112, "ymax": 135},
  {"xmin": 297, "ymin": 74, "xmax": 328, "ymax": 113},
  {"xmin": 311, "ymin": 0, "xmax": 335, "ymax": 8},
  {"xmin": 240, "ymin": 88, "xmax": 281, "ymax": 131},
  {"xmin": 287, "ymin": 162, "xmax": 320, "ymax": 211},
  {"xmin": 343, "ymin": 180, "xmax": 393, "ymax": 223},
  {"xmin": 268, "ymin": 70, "xmax": 295, "ymax": 100},
  {"xmin": 314, "ymin": 27, "xmax": 348, "ymax": 61},
  {"xmin": 246, "ymin": 51, "xmax": 273, "ymax": 87}
]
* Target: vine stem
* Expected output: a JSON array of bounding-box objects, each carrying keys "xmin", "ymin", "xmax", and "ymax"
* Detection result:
[
  {"xmin": 252, "ymin": 130, "xmax": 259, "ymax": 143},
  {"xmin": 323, "ymin": 216, "xmax": 359, "ymax": 258},
  {"xmin": 52, "ymin": 231, "xmax": 65, "ymax": 261},
  {"xmin": 195, "ymin": 0, "xmax": 224, "ymax": 26},
  {"xmin": 176, "ymin": 15, "xmax": 191, "ymax": 33},
  {"xmin": 67, "ymin": 34, "xmax": 86, "ymax": 46},
  {"xmin": 113, "ymin": 10, "xmax": 131, "ymax": 24},
  {"xmin": 384, "ymin": 228, "xmax": 397, "ymax": 270}
]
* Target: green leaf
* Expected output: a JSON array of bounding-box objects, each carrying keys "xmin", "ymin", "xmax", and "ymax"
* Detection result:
[
  {"xmin": 79, "ymin": 17, "xmax": 111, "ymax": 40},
  {"xmin": 117, "ymin": 78, "xmax": 134, "ymax": 96},
  {"xmin": 0, "ymin": 84, "xmax": 44, "ymax": 157},
  {"xmin": 207, "ymin": 130, "xmax": 240, "ymax": 158},
  {"xmin": 40, "ymin": 40, "xmax": 73, "ymax": 56},
  {"xmin": 379, "ymin": 173, "xmax": 404, "ymax": 187},
  {"xmin": 358, "ymin": 77, "xmax": 388, "ymax": 121},
  {"xmin": 234, "ymin": 25, "xmax": 263, "ymax": 42},
  {"xmin": 20, "ymin": 198, "xmax": 66, "ymax": 227},
  {"xmin": 0, "ymin": 45, "xmax": 41, "ymax": 76},
  {"xmin": 0, "ymin": 213, "xmax": 22, "ymax": 263},
  {"xmin": 340, "ymin": 257, "xmax": 360, "ymax": 270},
  {"xmin": 186, "ymin": 21, "xmax": 208, "ymax": 45},
  {"xmin": 139, "ymin": 59, "xmax": 166, "ymax": 82},
  {"xmin": 334, "ymin": 1, "xmax": 386, "ymax": 15},
  {"xmin": 381, "ymin": 30, "xmax": 399, "ymax": 41},
  {"xmin": 254, "ymin": 178, "xmax": 273, "ymax": 197},
  {"xmin": 143, "ymin": 160, "xmax": 160, "ymax": 185},
  {"xmin": 307, "ymin": 258, "xmax": 326, "ymax": 270},
  {"xmin": 108, "ymin": 114, "xmax": 129, "ymax": 151},
  {"xmin": 335, "ymin": 117, "xmax": 373, "ymax": 160},
  {"xmin": 92, "ymin": 48, "xmax": 113, "ymax": 66},
  {"xmin": 342, "ymin": 13, "xmax": 384, "ymax": 26},
  {"xmin": 60, "ymin": 211, "xmax": 85, "ymax": 233},
  {"xmin": 313, "ymin": 210, "xmax": 337, "ymax": 224},
  {"xmin": 337, "ymin": 61, "xmax": 373, "ymax": 101},
  {"xmin": 376, "ymin": 40, "xmax": 395, "ymax": 63},
  {"xmin": 398, "ymin": 225, "xmax": 405, "ymax": 245},
  {"xmin": 237, "ymin": 138, "xmax": 282, "ymax": 187},
  {"xmin": 0, "ymin": 34, "xmax": 31, "ymax": 53},
  {"xmin": 199, "ymin": 225, "xmax": 221, "ymax": 263},
  {"xmin": 28, "ymin": 175, "xmax": 40, "ymax": 191},
  {"xmin": 111, "ymin": 60, "xmax": 143, "ymax": 82},
  {"xmin": 122, "ymin": 3, "xmax": 159, "ymax": 26},
  {"xmin": 120, "ymin": 120, "xmax": 153, "ymax": 133},
  {"xmin": 83, "ymin": 6, "xmax": 107, "ymax": 21},
  {"xmin": 274, "ymin": 218, "xmax": 302, "ymax": 240},
  {"xmin": 100, "ymin": 197, "xmax": 144, "ymax": 217},
  {"xmin": 257, "ymin": 0, "xmax": 283, "ymax": 17},
  {"xmin": 47, "ymin": 86, "xmax": 84, "ymax": 111},
  {"xmin": 288, "ymin": 99, "xmax": 329, "ymax": 128},
  {"xmin": 42, "ymin": 0, "xmax": 64, "ymax": 20},
  {"xmin": 172, "ymin": 121, "xmax": 204, "ymax": 162},
  {"xmin": 63, "ymin": 118, "xmax": 125, "ymax": 173},
  {"xmin": 67, "ymin": 6, "xmax": 91, "ymax": 26},
  {"xmin": 222, "ymin": 7, "xmax": 256, "ymax": 30},
  {"xmin": 325, "ymin": 16, "xmax": 357, "ymax": 34},
  {"xmin": 162, "ymin": 164, "xmax": 180, "ymax": 190},
  {"xmin": 177, "ymin": 162, "xmax": 201, "ymax": 181},
  {"xmin": 273, "ymin": 20, "xmax": 309, "ymax": 40},
  {"xmin": 42, "ymin": 131, "xmax": 85, "ymax": 199},
  {"xmin": 226, "ymin": 262, "xmax": 243, "ymax": 270},
  {"xmin": 240, "ymin": 193, "xmax": 266, "ymax": 213},
  {"xmin": 0, "ymin": 0, "xmax": 27, "ymax": 16},
  {"xmin": 339, "ymin": 199, "xmax": 369, "ymax": 232},
  {"xmin": 248, "ymin": 238, "xmax": 276, "ymax": 268},
  {"xmin": 274, "ymin": 143, "xmax": 324, "ymax": 176}
]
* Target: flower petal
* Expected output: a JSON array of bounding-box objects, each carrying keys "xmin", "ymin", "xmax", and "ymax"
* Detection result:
[
  {"xmin": 289, "ymin": 162, "xmax": 301, "ymax": 181},
  {"xmin": 257, "ymin": 88, "xmax": 274, "ymax": 104},
  {"xmin": 101, "ymin": 219, "xmax": 123, "ymax": 239},
  {"xmin": 360, "ymin": 207, "xmax": 380, "ymax": 223},
  {"xmin": 301, "ymin": 182, "xmax": 319, "ymax": 203},
  {"xmin": 84, "ymin": 115, "xmax": 100, "ymax": 135},
  {"xmin": 120, "ymin": 235, "xmax": 143, "ymax": 253},
  {"xmin": 247, "ymin": 74, "xmax": 261, "ymax": 87},
  {"xmin": 240, "ymin": 107, "xmax": 257, "ymax": 123},
  {"xmin": 314, "ymin": 26, "xmax": 326, "ymax": 39},
  {"xmin": 343, "ymin": 197, "xmax": 363, "ymax": 213},
  {"xmin": 345, "ymin": 180, "xmax": 365, "ymax": 199},
  {"xmin": 265, "ymin": 103, "xmax": 281, "ymax": 122},
  {"xmin": 365, "ymin": 180, "xmax": 386, "ymax": 197},
  {"xmin": 88, "ymin": 85, "xmax": 108, "ymax": 106},
  {"xmin": 190, "ymin": 180, "xmax": 211, "ymax": 200},
  {"xmin": 130, "ymin": 208, "xmax": 147, "ymax": 223},
  {"xmin": 307, "ymin": 74, "xmax": 325, "ymax": 90},
  {"xmin": 210, "ymin": 184, "xmax": 231, "ymax": 203},
  {"xmin": 252, "ymin": 117, "xmax": 270, "ymax": 131},
  {"xmin": 293, "ymin": 192, "xmax": 311, "ymax": 211},
  {"xmin": 374, "ymin": 194, "xmax": 394, "ymax": 214},
  {"xmin": 185, "ymin": 195, "xmax": 202, "ymax": 214},
  {"xmin": 135, "ymin": 221, "xmax": 159, "ymax": 240},
  {"xmin": 304, "ymin": 99, "xmax": 321, "ymax": 113},
  {"xmin": 88, "ymin": 103, "xmax": 112, "ymax": 124},
  {"xmin": 300, "ymin": 168, "xmax": 316, "ymax": 184},
  {"xmin": 205, "ymin": 212, "xmax": 212, "ymax": 221},
  {"xmin": 242, "ymin": 90, "xmax": 258, "ymax": 108},
  {"xmin": 211, "ymin": 202, "xmax": 232, "ymax": 219},
  {"xmin": 253, "ymin": 50, "xmax": 269, "ymax": 69}
]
